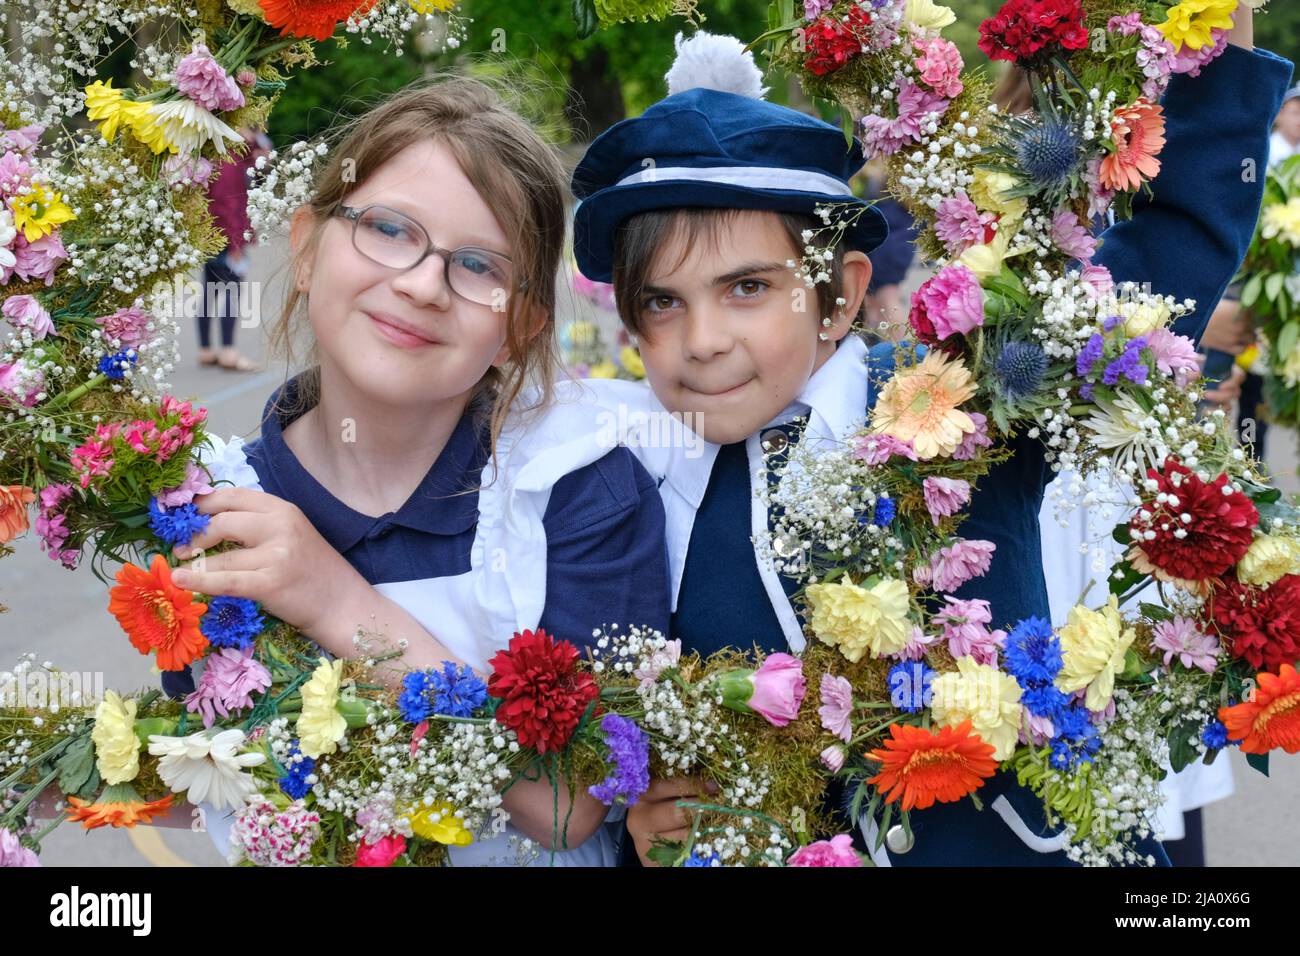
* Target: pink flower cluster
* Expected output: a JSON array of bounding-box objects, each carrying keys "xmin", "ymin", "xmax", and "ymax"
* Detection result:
[
  {"xmin": 1146, "ymin": 328, "xmax": 1200, "ymax": 387},
  {"xmin": 95, "ymin": 305, "xmax": 151, "ymax": 349},
  {"xmin": 851, "ymin": 433, "xmax": 918, "ymax": 466},
  {"xmin": 0, "ymin": 359, "xmax": 44, "ymax": 407},
  {"xmin": 1051, "ymin": 209, "xmax": 1098, "ymax": 261},
  {"xmin": 934, "ymin": 192, "xmax": 994, "ymax": 256},
  {"xmin": 1169, "ymin": 28, "xmax": 1229, "ymax": 78},
  {"xmin": 174, "ymin": 43, "xmax": 246, "ymax": 112},
  {"xmin": 1, "ymin": 133, "xmax": 69, "ymax": 286},
  {"xmin": 787, "ymin": 833, "xmax": 862, "ymax": 867},
  {"xmin": 70, "ymin": 396, "xmax": 207, "ymax": 488},
  {"xmin": 1107, "ymin": 13, "xmax": 1178, "ymax": 100},
  {"xmin": 35, "ymin": 483, "xmax": 79, "ymax": 568},
  {"xmin": 916, "ymin": 539, "xmax": 996, "ymax": 593},
  {"xmin": 229, "ymin": 799, "xmax": 321, "ymax": 867},
  {"xmin": 913, "ymin": 37, "xmax": 964, "ymax": 99},
  {"xmin": 187, "ymin": 647, "xmax": 273, "ymax": 728},
  {"xmin": 935, "ymin": 596, "xmax": 1006, "ymax": 666},
  {"xmin": 1151, "ymin": 616, "xmax": 1220, "ymax": 673},
  {"xmin": 922, "ymin": 476, "xmax": 971, "ymax": 524},
  {"xmin": 860, "ymin": 79, "xmax": 950, "ymax": 158}
]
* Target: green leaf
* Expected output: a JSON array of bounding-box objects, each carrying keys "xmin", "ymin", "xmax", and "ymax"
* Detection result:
[
  {"xmin": 1109, "ymin": 559, "xmax": 1144, "ymax": 596},
  {"xmin": 1242, "ymin": 273, "xmax": 1264, "ymax": 308},
  {"xmin": 571, "ymin": 0, "xmax": 598, "ymax": 37},
  {"xmin": 1278, "ymin": 321, "xmax": 1300, "ymax": 361},
  {"xmin": 55, "ymin": 734, "xmax": 98, "ymax": 797},
  {"xmin": 646, "ymin": 839, "xmax": 684, "ymax": 868},
  {"xmin": 1168, "ymin": 722, "xmax": 1200, "ymax": 774},
  {"xmin": 1266, "ymin": 272, "xmax": 1286, "ymax": 302},
  {"xmin": 1246, "ymin": 751, "xmax": 1270, "ymax": 777},
  {"xmin": 1139, "ymin": 601, "xmax": 1173, "ymax": 622},
  {"xmin": 1112, "ymin": 523, "xmax": 1132, "ymax": 545}
]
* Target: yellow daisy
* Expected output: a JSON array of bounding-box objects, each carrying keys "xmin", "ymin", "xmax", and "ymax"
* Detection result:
[{"xmin": 10, "ymin": 184, "xmax": 76, "ymax": 243}]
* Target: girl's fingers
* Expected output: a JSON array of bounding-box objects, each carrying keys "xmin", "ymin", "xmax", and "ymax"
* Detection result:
[
  {"xmin": 644, "ymin": 776, "xmax": 708, "ymax": 801},
  {"xmin": 174, "ymin": 511, "xmax": 265, "ymax": 559},
  {"xmin": 191, "ymin": 487, "xmax": 276, "ymax": 516},
  {"xmin": 171, "ymin": 551, "xmax": 264, "ymax": 598}
]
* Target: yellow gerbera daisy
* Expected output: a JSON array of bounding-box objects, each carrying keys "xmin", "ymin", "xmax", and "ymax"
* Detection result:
[
  {"xmin": 9, "ymin": 184, "xmax": 76, "ymax": 243},
  {"xmin": 1158, "ymin": 0, "xmax": 1237, "ymax": 52}
]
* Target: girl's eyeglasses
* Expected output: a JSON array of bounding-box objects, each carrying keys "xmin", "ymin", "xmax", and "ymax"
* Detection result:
[{"xmin": 335, "ymin": 204, "xmax": 517, "ymax": 307}]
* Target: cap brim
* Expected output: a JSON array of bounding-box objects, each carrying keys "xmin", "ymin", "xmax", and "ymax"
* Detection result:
[{"xmin": 573, "ymin": 179, "xmax": 891, "ymax": 283}]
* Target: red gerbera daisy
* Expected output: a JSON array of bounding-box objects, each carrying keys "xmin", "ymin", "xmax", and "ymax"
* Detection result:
[
  {"xmin": 1209, "ymin": 573, "xmax": 1300, "ymax": 673},
  {"xmin": 108, "ymin": 554, "xmax": 208, "ymax": 671},
  {"xmin": 258, "ymin": 0, "xmax": 380, "ymax": 42},
  {"xmin": 1127, "ymin": 458, "xmax": 1258, "ymax": 588},
  {"xmin": 487, "ymin": 629, "xmax": 599, "ymax": 754},
  {"xmin": 866, "ymin": 720, "xmax": 998, "ymax": 811},
  {"xmin": 1219, "ymin": 664, "xmax": 1300, "ymax": 755}
]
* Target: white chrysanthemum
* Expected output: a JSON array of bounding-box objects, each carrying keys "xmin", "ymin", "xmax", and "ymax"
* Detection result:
[
  {"xmin": 148, "ymin": 728, "xmax": 266, "ymax": 812},
  {"xmin": 1081, "ymin": 392, "xmax": 1165, "ymax": 474},
  {"xmin": 146, "ymin": 99, "xmax": 243, "ymax": 156}
]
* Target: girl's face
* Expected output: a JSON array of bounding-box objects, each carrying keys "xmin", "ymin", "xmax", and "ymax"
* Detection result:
[
  {"xmin": 291, "ymin": 139, "xmax": 515, "ymax": 411},
  {"xmin": 632, "ymin": 210, "xmax": 870, "ymax": 445}
]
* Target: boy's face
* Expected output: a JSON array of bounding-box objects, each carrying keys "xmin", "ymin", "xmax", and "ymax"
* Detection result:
[
  {"xmin": 631, "ymin": 210, "xmax": 870, "ymax": 445},
  {"xmin": 1278, "ymin": 99, "xmax": 1300, "ymax": 144}
]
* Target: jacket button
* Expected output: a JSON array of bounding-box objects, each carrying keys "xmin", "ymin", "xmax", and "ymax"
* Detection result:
[
  {"xmin": 760, "ymin": 429, "xmax": 788, "ymax": 455},
  {"xmin": 885, "ymin": 824, "xmax": 914, "ymax": 854}
]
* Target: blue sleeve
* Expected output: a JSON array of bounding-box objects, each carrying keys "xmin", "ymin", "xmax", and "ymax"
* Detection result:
[
  {"xmin": 1095, "ymin": 45, "xmax": 1294, "ymax": 342},
  {"xmin": 538, "ymin": 446, "xmax": 671, "ymax": 649}
]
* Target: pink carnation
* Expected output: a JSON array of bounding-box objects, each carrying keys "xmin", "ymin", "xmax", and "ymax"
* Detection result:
[
  {"xmin": 157, "ymin": 462, "xmax": 216, "ymax": 508},
  {"xmin": 914, "ymin": 264, "xmax": 984, "ymax": 339},
  {"xmin": 860, "ymin": 79, "xmax": 949, "ymax": 158},
  {"xmin": 934, "ymin": 192, "xmax": 993, "ymax": 256},
  {"xmin": 1169, "ymin": 28, "xmax": 1228, "ymax": 77},
  {"xmin": 185, "ymin": 646, "xmax": 272, "ymax": 728},
  {"xmin": 0, "ymin": 827, "xmax": 39, "ymax": 867},
  {"xmin": 818, "ymin": 673, "xmax": 853, "ymax": 743},
  {"xmin": 820, "ymin": 744, "xmax": 846, "ymax": 773},
  {"xmin": 174, "ymin": 43, "xmax": 246, "ymax": 112},
  {"xmin": 353, "ymin": 833, "xmax": 406, "ymax": 867},
  {"xmin": 1146, "ymin": 328, "xmax": 1200, "ymax": 387},
  {"xmin": 1080, "ymin": 262, "xmax": 1114, "ymax": 299},
  {"xmin": 1023, "ymin": 710, "xmax": 1055, "ymax": 745},
  {"xmin": 851, "ymin": 433, "xmax": 918, "ymax": 466},
  {"xmin": 7, "ymin": 232, "xmax": 68, "ymax": 286},
  {"xmin": 926, "ymin": 539, "xmax": 996, "ymax": 593},
  {"xmin": 1051, "ymin": 209, "xmax": 1098, "ymax": 261},
  {"xmin": 0, "ymin": 360, "xmax": 43, "ymax": 407},
  {"xmin": 2, "ymin": 295, "xmax": 53, "ymax": 339},
  {"xmin": 935, "ymin": 596, "xmax": 1005, "ymax": 666},
  {"xmin": 1151, "ymin": 616, "xmax": 1220, "ymax": 673},
  {"xmin": 952, "ymin": 411, "xmax": 992, "ymax": 461},
  {"xmin": 95, "ymin": 306, "xmax": 151, "ymax": 349},
  {"xmin": 922, "ymin": 476, "xmax": 971, "ymax": 524},
  {"xmin": 0, "ymin": 124, "xmax": 43, "ymax": 155},
  {"xmin": 787, "ymin": 833, "xmax": 862, "ymax": 867},
  {"xmin": 1084, "ymin": 157, "xmax": 1116, "ymax": 220},
  {"xmin": 891, "ymin": 625, "xmax": 940, "ymax": 661},
  {"xmin": 913, "ymin": 37, "xmax": 964, "ymax": 99},
  {"xmin": 162, "ymin": 153, "xmax": 217, "ymax": 189}
]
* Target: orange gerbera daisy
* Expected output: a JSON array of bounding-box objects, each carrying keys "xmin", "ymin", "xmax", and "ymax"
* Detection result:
[
  {"xmin": 1219, "ymin": 663, "xmax": 1300, "ymax": 755},
  {"xmin": 258, "ymin": 0, "xmax": 380, "ymax": 41},
  {"xmin": 869, "ymin": 349, "xmax": 976, "ymax": 459},
  {"xmin": 65, "ymin": 787, "xmax": 174, "ymax": 830},
  {"xmin": 0, "ymin": 485, "xmax": 36, "ymax": 543},
  {"xmin": 866, "ymin": 719, "xmax": 998, "ymax": 810},
  {"xmin": 1098, "ymin": 99, "xmax": 1166, "ymax": 193},
  {"xmin": 108, "ymin": 554, "xmax": 208, "ymax": 671}
]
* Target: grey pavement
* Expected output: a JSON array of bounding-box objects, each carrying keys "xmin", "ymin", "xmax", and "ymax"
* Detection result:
[{"xmin": 1, "ymin": 244, "xmax": 1296, "ymax": 866}]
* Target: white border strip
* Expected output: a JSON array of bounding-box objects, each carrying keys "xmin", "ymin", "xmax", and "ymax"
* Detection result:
[{"xmin": 615, "ymin": 164, "xmax": 853, "ymax": 196}]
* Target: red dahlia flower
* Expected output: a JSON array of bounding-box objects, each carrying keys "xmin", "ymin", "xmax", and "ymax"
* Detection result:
[
  {"xmin": 487, "ymin": 629, "xmax": 599, "ymax": 753},
  {"xmin": 1127, "ymin": 459, "xmax": 1257, "ymax": 588},
  {"xmin": 804, "ymin": 6, "xmax": 872, "ymax": 77},
  {"xmin": 978, "ymin": 0, "xmax": 1088, "ymax": 66},
  {"xmin": 1210, "ymin": 574, "xmax": 1300, "ymax": 674}
]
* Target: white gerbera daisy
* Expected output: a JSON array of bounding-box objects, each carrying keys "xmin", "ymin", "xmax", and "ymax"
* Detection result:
[
  {"xmin": 146, "ymin": 98, "xmax": 243, "ymax": 156},
  {"xmin": 148, "ymin": 728, "xmax": 266, "ymax": 811},
  {"xmin": 1081, "ymin": 392, "xmax": 1166, "ymax": 474}
]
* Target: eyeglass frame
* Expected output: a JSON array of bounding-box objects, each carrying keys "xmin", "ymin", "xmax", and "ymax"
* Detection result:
[{"xmin": 332, "ymin": 203, "xmax": 528, "ymax": 301}]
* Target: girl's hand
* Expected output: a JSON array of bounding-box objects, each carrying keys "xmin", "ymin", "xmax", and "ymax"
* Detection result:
[
  {"xmin": 170, "ymin": 487, "xmax": 366, "ymax": 640},
  {"xmin": 624, "ymin": 776, "xmax": 716, "ymax": 866}
]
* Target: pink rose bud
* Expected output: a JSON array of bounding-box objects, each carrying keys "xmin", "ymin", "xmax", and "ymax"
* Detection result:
[
  {"xmin": 787, "ymin": 833, "xmax": 863, "ymax": 867},
  {"xmin": 716, "ymin": 653, "xmax": 806, "ymax": 727}
]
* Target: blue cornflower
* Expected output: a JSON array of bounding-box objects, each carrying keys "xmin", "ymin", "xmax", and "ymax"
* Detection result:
[
  {"xmin": 1202, "ymin": 719, "xmax": 1229, "ymax": 750},
  {"xmin": 1075, "ymin": 332, "xmax": 1105, "ymax": 378},
  {"xmin": 872, "ymin": 496, "xmax": 896, "ymax": 527},
  {"xmin": 148, "ymin": 498, "xmax": 210, "ymax": 548},
  {"xmin": 97, "ymin": 349, "xmax": 138, "ymax": 380},
  {"xmin": 428, "ymin": 661, "xmax": 487, "ymax": 718},
  {"xmin": 398, "ymin": 670, "xmax": 435, "ymax": 724},
  {"xmin": 684, "ymin": 848, "xmax": 720, "ymax": 867},
  {"xmin": 278, "ymin": 741, "xmax": 316, "ymax": 800},
  {"xmin": 1052, "ymin": 702, "xmax": 1095, "ymax": 742},
  {"xmin": 1049, "ymin": 722, "xmax": 1102, "ymax": 770},
  {"xmin": 588, "ymin": 713, "xmax": 651, "ymax": 807},
  {"xmin": 888, "ymin": 660, "xmax": 936, "ymax": 714},
  {"xmin": 1003, "ymin": 616, "xmax": 1063, "ymax": 686},
  {"xmin": 995, "ymin": 341, "xmax": 1047, "ymax": 401},
  {"xmin": 1021, "ymin": 683, "xmax": 1072, "ymax": 720},
  {"xmin": 201, "ymin": 596, "xmax": 265, "ymax": 650}
]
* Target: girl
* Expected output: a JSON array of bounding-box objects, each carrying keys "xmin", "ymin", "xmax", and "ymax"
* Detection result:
[
  {"xmin": 569, "ymin": 16, "xmax": 1291, "ymax": 865},
  {"xmin": 166, "ymin": 76, "xmax": 671, "ymax": 866}
]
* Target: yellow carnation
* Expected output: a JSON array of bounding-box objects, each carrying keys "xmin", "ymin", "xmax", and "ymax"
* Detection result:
[
  {"xmin": 297, "ymin": 658, "xmax": 348, "ymax": 759},
  {"xmin": 1237, "ymin": 535, "xmax": 1300, "ymax": 588},
  {"xmin": 929, "ymin": 657, "xmax": 1023, "ymax": 760},
  {"xmin": 1261, "ymin": 199, "xmax": 1300, "ymax": 248},
  {"xmin": 1055, "ymin": 596, "xmax": 1135, "ymax": 712},
  {"xmin": 958, "ymin": 228, "xmax": 1014, "ymax": 280},
  {"xmin": 1117, "ymin": 300, "xmax": 1171, "ymax": 338},
  {"xmin": 805, "ymin": 576, "xmax": 912, "ymax": 662},
  {"xmin": 969, "ymin": 169, "xmax": 1028, "ymax": 232},
  {"xmin": 1158, "ymin": 0, "xmax": 1238, "ymax": 52},
  {"xmin": 406, "ymin": 801, "xmax": 474, "ymax": 845},
  {"xmin": 225, "ymin": 0, "xmax": 268, "ymax": 18},
  {"xmin": 905, "ymin": 0, "xmax": 955, "ymax": 32},
  {"xmin": 92, "ymin": 690, "xmax": 141, "ymax": 785}
]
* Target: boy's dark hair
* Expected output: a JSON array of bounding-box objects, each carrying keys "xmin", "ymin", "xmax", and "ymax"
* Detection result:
[{"xmin": 610, "ymin": 208, "xmax": 849, "ymax": 340}]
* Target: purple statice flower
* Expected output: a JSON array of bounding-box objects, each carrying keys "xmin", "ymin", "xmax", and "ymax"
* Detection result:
[
  {"xmin": 1075, "ymin": 332, "xmax": 1105, "ymax": 377},
  {"xmin": 185, "ymin": 646, "xmax": 272, "ymax": 728},
  {"xmin": 174, "ymin": 43, "xmax": 245, "ymax": 112},
  {"xmin": 588, "ymin": 714, "xmax": 650, "ymax": 807},
  {"xmin": 1101, "ymin": 336, "xmax": 1149, "ymax": 386}
]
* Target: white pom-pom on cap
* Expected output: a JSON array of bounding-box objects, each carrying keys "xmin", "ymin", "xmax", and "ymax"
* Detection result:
[{"xmin": 664, "ymin": 31, "xmax": 769, "ymax": 100}]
